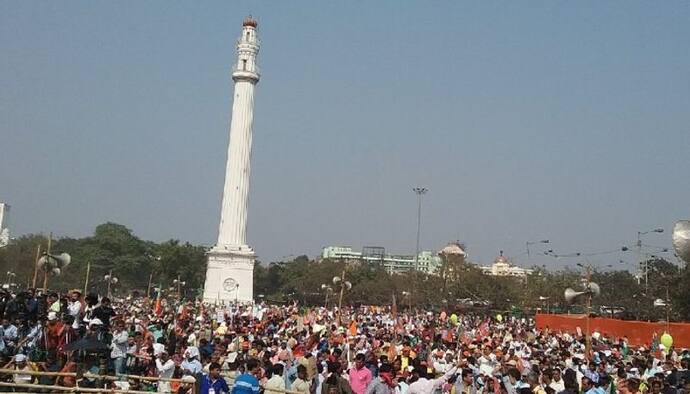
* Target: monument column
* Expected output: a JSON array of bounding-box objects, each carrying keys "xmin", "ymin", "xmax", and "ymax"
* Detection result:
[{"xmin": 203, "ymin": 17, "xmax": 260, "ymax": 303}]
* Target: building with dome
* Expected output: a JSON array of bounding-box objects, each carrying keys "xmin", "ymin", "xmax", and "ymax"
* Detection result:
[
  {"xmin": 480, "ymin": 251, "xmax": 532, "ymax": 277},
  {"xmin": 438, "ymin": 241, "xmax": 467, "ymax": 257}
]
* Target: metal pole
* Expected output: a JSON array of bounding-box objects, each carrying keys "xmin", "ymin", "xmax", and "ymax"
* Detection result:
[
  {"xmin": 147, "ymin": 272, "xmax": 154, "ymax": 299},
  {"xmin": 32, "ymin": 244, "xmax": 41, "ymax": 289},
  {"xmin": 337, "ymin": 269, "xmax": 346, "ymax": 326},
  {"xmin": 585, "ymin": 265, "xmax": 592, "ymax": 361},
  {"xmin": 42, "ymin": 233, "xmax": 52, "ymax": 293},
  {"xmin": 83, "ymin": 261, "xmax": 91, "ymax": 294},
  {"xmin": 107, "ymin": 270, "xmax": 112, "ymax": 298},
  {"xmin": 639, "ymin": 232, "xmax": 649, "ymax": 294},
  {"xmin": 413, "ymin": 189, "xmax": 426, "ymax": 272},
  {"xmin": 666, "ymin": 286, "xmax": 670, "ymax": 332}
]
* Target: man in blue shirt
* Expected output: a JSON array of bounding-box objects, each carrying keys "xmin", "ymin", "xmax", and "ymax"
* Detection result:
[
  {"xmin": 201, "ymin": 362, "xmax": 230, "ymax": 394},
  {"xmin": 231, "ymin": 359, "xmax": 261, "ymax": 394}
]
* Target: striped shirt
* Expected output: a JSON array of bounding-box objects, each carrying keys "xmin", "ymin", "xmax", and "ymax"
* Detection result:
[{"xmin": 232, "ymin": 373, "xmax": 260, "ymax": 394}]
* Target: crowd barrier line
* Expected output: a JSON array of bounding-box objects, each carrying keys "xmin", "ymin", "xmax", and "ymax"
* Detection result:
[
  {"xmin": 221, "ymin": 375, "xmax": 308, "ymax": 394},
  {"xmin": 0, "ymin": 367, "xmax": 193, "ymax": 383},
  {"xmin": 0, "ymin": 367, "xmax": 196, "ymax": 393},
  {"xmin": 0, "ymin": 380, "xmax": 152, "ymax": 393},
  {"xmin": 0, "ymin": 368, "xmax": 312, "ymax": 394}
]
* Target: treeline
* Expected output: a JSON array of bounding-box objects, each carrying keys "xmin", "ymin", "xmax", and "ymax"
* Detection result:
[
  {"xmin": 0, "ymin": 222, "xmax": 207, "ymax": 298},
  {"xmin": 255, "ymin": 254, "xmax": 690, "ymax": 321},
  {"xmin": 1, "ymin": 222, "xmax": 688, "ymax": 321}
]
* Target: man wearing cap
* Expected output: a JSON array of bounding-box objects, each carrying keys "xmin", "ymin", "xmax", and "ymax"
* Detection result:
[
  {"xmin": 182, "ymin": 346, "xmax": 204, "ymax": 376},
  {"xmin": 7, "ymin": 353, "xmax": 36, "ymax": 386}
]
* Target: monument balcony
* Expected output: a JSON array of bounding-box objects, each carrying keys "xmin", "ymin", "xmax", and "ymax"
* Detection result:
[
  {"xmin": 232, "ymin": 65, "xmax": 260, "ymax": 80},
  {"xmin": 236, "ymin": 39, "xmax": 261, "ymax": 49}
]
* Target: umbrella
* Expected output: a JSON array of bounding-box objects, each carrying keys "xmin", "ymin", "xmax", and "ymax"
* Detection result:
[{"xmin": 63, "ymin": 336, "xmax": 110, "ymax": 353}]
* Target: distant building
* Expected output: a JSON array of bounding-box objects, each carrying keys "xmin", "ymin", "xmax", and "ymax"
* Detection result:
[
  {"xmin": 479, "ymin": 251, "xmax": 532, "ymax": 277},
  {"xmin": 0, "ymin": 202, "xmax": 9, "ymax": 247},
  {"xmin": 438, "ymin": 241, "xmax": 467, "ymax": 258},
  {"xmin": 321, "ymin": 246, "xmax": 443, "ymax": 274}
]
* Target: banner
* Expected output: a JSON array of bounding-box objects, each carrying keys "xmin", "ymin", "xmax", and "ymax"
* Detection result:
[{"xmin": 535, "ymin": 314, "xmax": 690, "ymax": 348}]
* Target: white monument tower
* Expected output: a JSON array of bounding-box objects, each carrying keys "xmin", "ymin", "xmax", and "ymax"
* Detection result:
[
  {"xmin": 0, "ymin": 202, "xmax": 9, "ymax": 247},
  {"xmin": 203, "ymin": 16, "xmax": 261, "ymax": 303}
]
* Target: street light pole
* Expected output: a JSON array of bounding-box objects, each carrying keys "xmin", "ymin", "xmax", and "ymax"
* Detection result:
[
  {"xmin": 637, "ymin": 228, "xmax": 664, "ymax": 294},
  {"xmin": 576, "ymin": 263, "xmax": 593, "ymax": 361},
  {"xmin": 412, "ymin": 187, "xmax": 428, "ymax": 272},
  {"xmin": 106, "ymin": 270, "xmax": 113, "ymax": 298}
]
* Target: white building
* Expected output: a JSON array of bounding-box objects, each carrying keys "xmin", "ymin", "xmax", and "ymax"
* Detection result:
[
  {"xmin": 479, "ymin": 251, "xmax": 532, "ymax": 278},
  {"xmin": 203, "ymin": 17, "xmax": 261, "ymax": 304},
  {"xmin": 321, "ymin": 246, "xmax": 443, "ymax": 274},
  {"xmin": 0, "ymin": 202, "xmax": 9, "ymax": 247}
]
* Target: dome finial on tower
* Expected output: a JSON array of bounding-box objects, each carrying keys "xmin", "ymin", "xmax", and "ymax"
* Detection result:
[{"xmin": 243, "ymin": 15, "xmax": 258, "ymax": 28}]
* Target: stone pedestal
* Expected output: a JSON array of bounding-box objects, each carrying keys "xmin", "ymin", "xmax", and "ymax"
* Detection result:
[{"xmin": 202, "ymin": 246, "xmax": 255, "ymax": 303}]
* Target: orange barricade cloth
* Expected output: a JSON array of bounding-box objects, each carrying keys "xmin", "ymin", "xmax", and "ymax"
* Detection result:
[{"xmin": 535, "ymin": 314, "xmax": 690, "ymax": 348}]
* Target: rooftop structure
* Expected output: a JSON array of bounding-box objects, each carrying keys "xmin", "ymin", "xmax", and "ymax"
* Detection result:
[
  {"xmin": 321, "ymin": 246, "xmax": 443, "ymax": 274},
  {"xmin": 479, "ymin": 250, "xmax": 533, "ymax": 277}
]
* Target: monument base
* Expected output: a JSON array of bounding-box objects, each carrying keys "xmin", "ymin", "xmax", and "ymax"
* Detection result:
[{"xmin": 202, "ymin": 245, "xmax": 255, "ymax": 304}]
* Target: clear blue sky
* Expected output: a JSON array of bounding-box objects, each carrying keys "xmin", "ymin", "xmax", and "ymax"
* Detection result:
[{"xmin": 2, "ymin": 1, "xmax": 689, "ymax": 269}]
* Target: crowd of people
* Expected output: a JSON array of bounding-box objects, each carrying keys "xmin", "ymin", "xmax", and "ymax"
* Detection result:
[{"xmin": 0, "ymin": 286, "xmax": 688, "ymax": 394}]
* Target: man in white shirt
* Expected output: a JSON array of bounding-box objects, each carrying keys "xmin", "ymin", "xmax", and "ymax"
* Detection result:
[
  {"xmin": 111, "ymin": 320, "xmax": 129, "ymax": 375},
  {"xmin": 408, "ymin": 364, "xmax": 458, "ymax": 394},
  {"xmin": 67, "ymin": 291, "xmax": 84, "ymax": 330},
  {"xmin": 1, "ymin": 318, "xmax": 18, "ymax": 351},
  {"xmin": 292, "ymin": 365, "xmax": 312, "ymax": 394},
  {"xmin": 156, "ymin": 350, "xmax": 175, "ymax": 393},
  {"xmin": 549, "ymin": 368, "xmax": 565, "ymax": 392},
  {"xmin": 266, "ymin": 363, "xmax": 286, "ymax": 394},
  {"xmin": 478, "ymin": 347, "xmax": 498, "ymax": 376}
]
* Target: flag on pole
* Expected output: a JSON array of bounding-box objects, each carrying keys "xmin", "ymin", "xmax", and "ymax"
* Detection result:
[
  {"xmin": 348, "ymin": 320, "xmax": 357, "ymax": 337},
  {"xmin": 154, "ymin": 283, "xmax": 162, "ymax": 316}
]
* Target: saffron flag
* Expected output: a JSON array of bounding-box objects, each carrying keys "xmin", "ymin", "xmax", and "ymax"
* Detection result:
[
  {"xmin": 348, "ymin": 320, "xmax": 357, "ymax": 337},
  {"xmin": 154, "ymin": 283, "xmax": 163, "ymax": 316}
]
